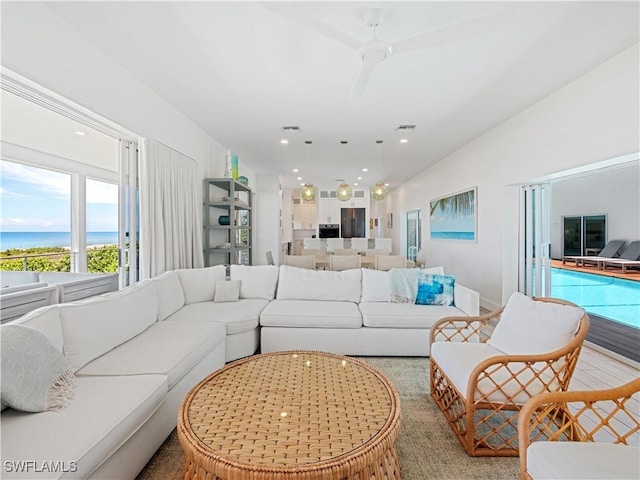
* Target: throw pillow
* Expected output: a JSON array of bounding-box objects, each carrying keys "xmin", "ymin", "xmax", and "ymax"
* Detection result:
[
  {"xmin": 214, "ymin": 280, "xmax": 241, "ymax": 303},
  {"xmin": 415, "ymin": 273, "xmax": 455, "ymax": 306},
  {"xmin": 1, "ymin": 324, "xmax": 75, "ymax": 412}
]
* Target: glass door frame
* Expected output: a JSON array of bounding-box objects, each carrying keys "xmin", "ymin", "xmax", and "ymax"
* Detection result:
[{"xmin": 519, "ymin": 183, "xmax": 551, "ymax": 297}]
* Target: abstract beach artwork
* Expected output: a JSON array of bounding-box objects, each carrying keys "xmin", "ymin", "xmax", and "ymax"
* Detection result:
[{"xmin": 429, "ymin": 187, "xmax": 477, "ymax": 242}]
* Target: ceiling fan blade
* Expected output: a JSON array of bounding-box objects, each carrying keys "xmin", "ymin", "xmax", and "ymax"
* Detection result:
[
  {"xmin": 263, "ymin": 2, "xmax": 363, "ymax": 51},
  {"xmin": 391, "ymin": 10, "xmax": 513, "ymax": 54},
  {"xmin": 351, "ymin": 62, "xmax": 376, "ymax": 101}
]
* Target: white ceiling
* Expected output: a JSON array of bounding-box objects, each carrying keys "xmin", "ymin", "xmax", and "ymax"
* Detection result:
[{"xmin": 8, "ymin": 2, "xmax": 640, "ymax": 190}]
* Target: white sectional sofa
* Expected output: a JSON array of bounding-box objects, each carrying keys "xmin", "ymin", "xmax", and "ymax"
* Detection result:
[
  {"xmin": 261, "ymin": 265, "xmax": 479, "ymax": 356},
  {"xmin": 1, "ymin": 264, "xmax": 477, "ymax": 479},
  {"xmin": 0, "ymin": 265, "xmax": 278, "ymax": 479}
]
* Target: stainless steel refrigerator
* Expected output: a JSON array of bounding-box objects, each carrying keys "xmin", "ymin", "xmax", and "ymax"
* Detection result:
[{"xmin": 340, "ymin": 208, "xmax": 366, "ymax": 238}]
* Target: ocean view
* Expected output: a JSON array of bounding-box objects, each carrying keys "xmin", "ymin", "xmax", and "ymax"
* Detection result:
[{"xmin": 0, "ymin": 232, "xmax": 118, "ymax": 251}]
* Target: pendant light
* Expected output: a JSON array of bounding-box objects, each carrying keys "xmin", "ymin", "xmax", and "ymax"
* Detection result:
[
  {"xmin": 371, "ymin": 139, "xmax": 387, "ymax": 201},
  {"xmin": 336, "ymin": 140, "xmax": 353, "ymax": 201},
  {"xmin": 300, "ymin": 140, "xmax": 316, "ymax": 202}
]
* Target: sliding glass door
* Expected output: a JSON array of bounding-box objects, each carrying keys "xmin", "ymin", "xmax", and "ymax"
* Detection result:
[
  {"xmin": 563, "ymin": 215, "xmax": 607, "ymax": 257},
  {"xmin": 519, "ymin": 183, "xmax": 551, "ymax": 297},
  {"xmin": 405, "ymin": 209, "xmax": 422, "ymax": 262},
  {"xmin": 118, "ymin": 140, "xmax": 139, "ymax": 287}
]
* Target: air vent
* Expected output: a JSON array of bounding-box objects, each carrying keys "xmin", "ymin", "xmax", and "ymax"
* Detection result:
[
  {"xmin": 396, "ymin": 125, "xmax": 416, "ymax": 131},
  {"xmin": 354, "ymin": 190, "xmax": 365, "ymax": 198},
  {"xmin": 320, "ymin": 191, "xmax": 329, "ymax": 198},
  {"xmin": 281, "ymin": 126, "xmax": 301, "ymax": 132}
]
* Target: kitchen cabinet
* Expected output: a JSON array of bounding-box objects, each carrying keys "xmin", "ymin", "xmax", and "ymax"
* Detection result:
[{"xmin": 293, "ymin": 202, "xmax": 317, "ymax": 229}]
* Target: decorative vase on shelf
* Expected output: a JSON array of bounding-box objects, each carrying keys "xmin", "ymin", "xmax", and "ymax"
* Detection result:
[
  {"xmin": 218, "ymin": 215, "xmax": 230, "ymax": 226},
  {"xmin": 231, "ymin": 154, "xmax": 239, "ymax": 180},
  {"xmin": 224, "ymin": 150, "xmax": 232, "ymax": 178},
  {"xmin": 238, "ymin": 175, "xmax": 249, "ymax": 186}
]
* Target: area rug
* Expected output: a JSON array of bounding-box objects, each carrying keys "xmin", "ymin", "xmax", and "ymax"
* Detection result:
[{"xmin": 136, "ymin": 356, "xmax": 519, "ymax": 480}]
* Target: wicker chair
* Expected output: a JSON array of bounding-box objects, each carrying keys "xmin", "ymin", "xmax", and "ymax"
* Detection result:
[
  {"xmin": 518, "ymin": 378, "xmax": 640, "ymax": 479},
  {"xmin": 429, "ymin": 293, "xmax": 590, "ymax": 457}
]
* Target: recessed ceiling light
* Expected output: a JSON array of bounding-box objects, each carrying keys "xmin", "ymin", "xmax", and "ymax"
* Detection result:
[
  {"xmin": 400, "ymin": 138, "xmax": 408, "ymax": 143},
  {"xmin": 300, "ymin": 183, "xmax": 305, "ymax": 186},
  {"xmin": 296, "ymin": 176, "xmax": 302, "ymax": 181},
  {"xmin": 74, "ymin": 131, "xmax": 86, "ymax": 136},
  {"xmin": 354, "ymin": 182, "xmax": 359, "ymax": 186},
  {"xmin": 384, "ymin": 183, "xmax": 389, "ymax": 187},
  {"xmin": 280, "ymin": 139, "xmax": 289, "ymax": 144},
  {"xmin": 357, "ymin": 176, "xmax": 363, "ymax": 180},
  {"xmin": 292, "ymin": 168, "xmax": 299, "ymax": 173},
  {"xmin": 362, "ymin": 168, "xmax": 368, "ymax": 172}
]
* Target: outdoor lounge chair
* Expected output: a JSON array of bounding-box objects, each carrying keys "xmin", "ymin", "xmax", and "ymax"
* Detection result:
[
  {"xmin": 518, "ymin": 378, "xmax": 640, "ymax": 480},
  {"xmin": 561, "ymin": 240, "xmax": 625, "ymax": 267},
  {"xmin": 430, "ymin": 292, "xmax": 590, "ymax": 456},
  {"xmin": 600, "ymin": 240, "xmax": 640, "ymax": 273}
]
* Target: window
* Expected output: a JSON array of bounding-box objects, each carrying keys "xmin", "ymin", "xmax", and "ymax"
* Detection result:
[{"xmin": 86, "ymin": 178, "xmax": 118, "ymax": 273}]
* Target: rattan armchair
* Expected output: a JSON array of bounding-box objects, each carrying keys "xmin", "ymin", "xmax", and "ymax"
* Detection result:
[
  {"xmin": 518, "ymin": 378, "xmax": 640, "ymax": 479},
  {"xmin": 429, "ymin": 293, "xmax": 590, "ymax": 457}
]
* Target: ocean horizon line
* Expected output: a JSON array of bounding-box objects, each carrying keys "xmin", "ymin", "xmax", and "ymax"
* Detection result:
[{"xmin": 1, "ymin": 231, "xmax": 119, "ymax": 251}]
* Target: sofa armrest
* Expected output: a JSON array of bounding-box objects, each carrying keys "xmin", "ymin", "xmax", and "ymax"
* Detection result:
[{"xmin": 454, "ymin": 283, "xmax": 479, "ymax": 316}]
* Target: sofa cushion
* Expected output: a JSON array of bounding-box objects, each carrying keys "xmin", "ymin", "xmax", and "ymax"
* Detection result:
[
  {"xmin": 488, "ymin": 292, "xmax": 585, "ymax": 355},
  {"xmin": 527, "ymin": 442, "xmax": 640, "ymax": 480},
  {"xmin": 430, "ymin": 342, "xmax": 557, "ymax": 404},
  {"xmin": 360, "ymin": 302, "xmax": 465, "ymax": 328},
  {"xmin": 214, "ymin": 280, "xmax": 241, "ymax": 302},
  {"xmin": 152, "ymin": 270, "xmax": 185, "ymax": 320},
  {"xmin": 0, "ymin": 271, "xmax": 40, "ymax": 287},
  {"xmin": 276, "ymin": 265, "xmax": 361, "ymax": 302},
  {"xmin": 60, "ymin": 281, "xmax": 159, "ymax": 371},
  {"xmin": 0, "ymin": 374, "xmax": 167, "ymax": 479},
  {"xmin": 261, "ymin": 300, "xmax": 362, "ymax": 328},
  {"xmin": 165, "ymin": 299, "xmax": 268, "ymax": 335},
  {"xmin": 177, "ymin": 265, "xmax": 226, "ymax": 304},
  {"xmin": 77, "ymin": 321, "xmax": 225, "ymax": 389},
  {"xmin": 230, "ymin": 265, "xmax": 279, "ymax": 300},
  {"xmin": 14, "ymin": 305, "xmax": 64, "ymax": 353},
  {"xmin": 361, "ymin": 269, "xmax": 389, "ymax": 302}
]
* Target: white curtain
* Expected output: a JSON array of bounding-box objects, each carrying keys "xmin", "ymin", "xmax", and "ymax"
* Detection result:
[{"xmin": 139, "ymin": 138, "xmax": 203, "ymax": 278}]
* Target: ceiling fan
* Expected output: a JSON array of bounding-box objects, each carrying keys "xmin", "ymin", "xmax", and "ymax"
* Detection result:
[{"xmin": 266, "ymin": 5, "xmax": 511, "ymax": 100}]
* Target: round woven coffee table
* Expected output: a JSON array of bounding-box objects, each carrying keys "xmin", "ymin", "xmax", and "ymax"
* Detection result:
[{"xmin": 178, "ymin": 351, "xmax": 401, "ymax": 480}]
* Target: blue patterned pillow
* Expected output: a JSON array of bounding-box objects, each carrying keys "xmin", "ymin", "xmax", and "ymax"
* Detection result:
[{"xmin": 415, "ymin": 273, "xmax": 455, "ymax": 306}]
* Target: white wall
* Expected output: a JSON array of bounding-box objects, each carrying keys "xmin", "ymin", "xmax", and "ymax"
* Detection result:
[
  {"xmin": 550, "ymin": 163, "xmax": 640, "ymax": 259},
  {"xmin": 387, "ymin": 44, "xmax": 639, "ymax": 309}
]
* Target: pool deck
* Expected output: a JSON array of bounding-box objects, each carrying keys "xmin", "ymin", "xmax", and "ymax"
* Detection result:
[{"xmin": 552, "ymin": 259, "xmax": 640, "ymax": 282}]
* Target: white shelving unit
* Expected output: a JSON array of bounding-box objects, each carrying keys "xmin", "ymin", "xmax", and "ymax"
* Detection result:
[{"xmin": 203, "ymin": 178, "xmax": 252, "ymax": 266}]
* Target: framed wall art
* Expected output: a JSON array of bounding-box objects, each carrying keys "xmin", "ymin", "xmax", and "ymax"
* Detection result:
[{"xmin": 429, "ymin": 187, "xmax": 477, "ymax": 242}]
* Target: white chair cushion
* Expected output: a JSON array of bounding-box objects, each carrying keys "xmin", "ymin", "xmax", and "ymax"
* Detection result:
[
  {"xmin": 229, "ymin": 265, "xmax": 279, "ymax": 300},
  {"xmin": 527, "ymin": 442, "xmax": 640, "ymax": 480},
  {"xmin": 152, "ymin": 270, "xmax": 185, "ymax": 320},
  {"xmin": 60, "ymin": 281, "xmax": 159, "ymax": 371},
  {"xmin": 165, "ymin": 299, "xmax": 268, "ymax": 335},
  {"xmin": 177, "ymin": 265, "xmax": 226, "ymax": 304},
  {"xmin": 0, "ymin": 374, "xmax": 167, "ymax": 479},
  {"xmin": 261, "ymin": 300, "xmax": 362, "ymax": 328},
  {"xmin": 276, "ymin": 265, "xmax": 361, "ymax": 302},
  {"xmin": 360, "ymin": 302, "xmax": 465, "ymax": 328},
  {"xmin": 430, "ymin": 342, "xmax": 558, "ymax": 404},
  {"xmin": 488, "ymin": 292, "xmax": 585, "ymax": 355},
  {"xmin": 77, "ymin": 321, "xmax": 226, "ymax": 389}
]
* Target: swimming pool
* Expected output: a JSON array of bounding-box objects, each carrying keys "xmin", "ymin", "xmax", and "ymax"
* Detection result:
[{"xmin": 551, "ymin": 268, "xmax": 640, "ymax": 329}]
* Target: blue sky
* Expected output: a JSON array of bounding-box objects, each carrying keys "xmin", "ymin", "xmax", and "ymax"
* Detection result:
[{"xmin": 0, "ymin": 161, "xmax": 118, "ymax": 232}]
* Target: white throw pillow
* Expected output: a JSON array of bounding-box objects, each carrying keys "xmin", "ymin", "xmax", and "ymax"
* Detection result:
[
  {"xmin": 152, "ymin": 270, "xmax": 185, "ymax": 320},
  {"xmin": 276, "ymin": 265, "xmax": 361, "ymax": 302},
  {"xmin": 177, "ymin": 265, "xmax": 226, "ymax": 304},
  {"xmin": 361, "ymin": 269, "xmax": 390, "ymax": 302},
  {"xmin": 488, "ymin": 292, "xmax": 585, "ymax": 355},
  {"xmin": 60, "ymin": 281, "xmax": 159, "ymax": 371},
  {"xmin": 229, "ymin": 265, "xmax": 279, "ymax": 300},
  {"xmin": 214, "ymin": 280, "xmax": 241, "ymax": 302}
]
